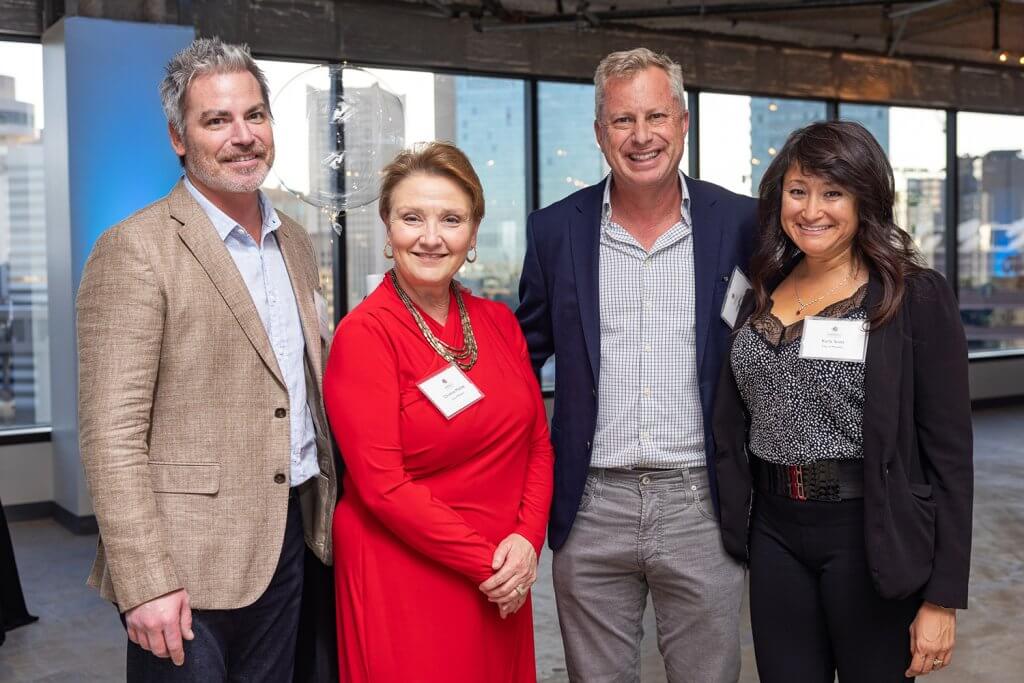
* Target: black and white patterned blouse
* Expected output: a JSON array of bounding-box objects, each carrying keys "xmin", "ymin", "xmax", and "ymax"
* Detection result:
[{"xmin": 730, "ymin": 284, "xmax": 868, "ymax": 466}]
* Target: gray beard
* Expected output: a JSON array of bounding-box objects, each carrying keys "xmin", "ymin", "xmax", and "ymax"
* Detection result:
[{"xmin": 184, "ymin": 147, "xmax": 273, "ymax": 195}]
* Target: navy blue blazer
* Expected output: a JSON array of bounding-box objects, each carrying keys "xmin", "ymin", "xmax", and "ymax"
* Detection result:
[{"xmin": 516, "ymin": 176, "xmax": 758, "ymax": 550}]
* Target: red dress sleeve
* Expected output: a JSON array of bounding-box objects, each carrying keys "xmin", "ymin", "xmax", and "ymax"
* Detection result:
[
  {"xmin": 501, "ymin": 306, "xmax": 554, "ymax": 555},
  {"xmin": 324, "ymin": 312, "xmax": 497, "ymax": 585}
]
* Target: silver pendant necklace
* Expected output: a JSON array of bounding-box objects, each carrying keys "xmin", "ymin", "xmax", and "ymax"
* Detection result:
[{"xmin": 793, "ymin": 269, "xmax": 854, "ymax": 316}]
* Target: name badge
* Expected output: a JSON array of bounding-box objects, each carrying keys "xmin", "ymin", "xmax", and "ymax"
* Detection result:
[
  {"xmin": 720, "ymin": 266, "xmax": 752, "ymax": 328},
  {"xmin": 417, "ymin": 364, "xmax": 484, "ymax": 419},
  {"xmin": 314, "ymin": 290, "xmax": 332, "ymax": 343},
  {"xmin": 800, "ymin": 316, "xmax": 869, "ymax": 363}
]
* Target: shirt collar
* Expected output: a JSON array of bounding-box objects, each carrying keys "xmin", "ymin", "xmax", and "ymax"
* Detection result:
[
  {"xmin": 602, "ymin": 170, "xmax": 690, "ymax": 220},
  {"xmin": 183, "ymin": 175, "xmax": 281, "ymax": 243}
]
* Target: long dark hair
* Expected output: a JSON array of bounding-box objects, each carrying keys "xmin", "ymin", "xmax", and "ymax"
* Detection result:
[{"xmin": 751, "ymin": 120, "xmax": 922, "ymax": 327}]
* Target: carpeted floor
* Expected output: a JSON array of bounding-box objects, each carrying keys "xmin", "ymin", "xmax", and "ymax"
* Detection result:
[{"xmin": 2, "ymin": 403, "xmax": 1021, "ymax": 682}]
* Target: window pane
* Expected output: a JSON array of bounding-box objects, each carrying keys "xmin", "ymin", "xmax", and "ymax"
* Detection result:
[
  {"xmin": 538, "ymin": 81, "xmax": 606, "ymax": 207},
  {"xmin": 0, "ymin": 42, "xmax": 50, "ymax": 429},
  {"xmin": 841, "ymin": 105, "xmax": 947, "ymax": 272},
  {"xmin": 258, "ymin": 59, "xmax": 339, "ymax": 326},
  {"xmin": 699, "ymin": 94, "xmax": 826, "ymax": 196},
  {"xmin": 957, "ymin": 112, "xmax": 1024, "ymax": 352}
]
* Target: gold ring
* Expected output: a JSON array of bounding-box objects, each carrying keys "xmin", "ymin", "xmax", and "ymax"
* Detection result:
[
  {"xmin": 514, "ymin": 584, "xmax": 527, "ymax": 597},
  {"xmin": 933, "ymin": 658, "xmax": 943, "ymax": 667}
]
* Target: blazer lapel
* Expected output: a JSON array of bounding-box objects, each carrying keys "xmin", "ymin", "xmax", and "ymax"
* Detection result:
[
  {"xmin": 687, "ymin": 176, "xmax": 724, "ymax": 380},
  {"xmin": 276, "ymin": 219, "xmax": 324, "ymax": 392},
  {"xmin": 571, "ymin": 182, "xmax": 604, "ymax": 387},
  {"xmin": 168, "ymin": 181, "xmax": 286, "ymax": 389}
]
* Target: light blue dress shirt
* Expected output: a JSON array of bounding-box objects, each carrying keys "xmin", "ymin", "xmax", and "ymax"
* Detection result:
[{"xmin": 185, "ymin": 177, "xmax": 319, "ymax": 487}]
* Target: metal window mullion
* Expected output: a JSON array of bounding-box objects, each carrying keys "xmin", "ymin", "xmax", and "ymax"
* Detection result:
[
  {"xmin": 689, "ymin": 90, "xmax": 700, "ymax": 178},
  {"xmin": 526, "ymin": 79, "xmax": 539, "ymax": 213},
  {"xmin": 945, "ymin": 108, "xmax": 959, "ymax": 297},
  {"xmin": 331, "ymin": 65, "xmax": 349, "ymax": 323}
]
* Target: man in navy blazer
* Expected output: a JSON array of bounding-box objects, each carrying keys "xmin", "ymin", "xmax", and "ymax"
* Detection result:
[{"xmin": 517, "ymin": 48, "xmax": 757, "ymax": 682}]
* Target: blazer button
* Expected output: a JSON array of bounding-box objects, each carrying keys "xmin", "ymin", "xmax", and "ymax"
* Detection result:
[
  {"xmin": 274, "ymin": 473, "xmax": 286, "ymax": 484},
  {"xmin": 275, "ymin": 408, "xmax": 287, "ymax": 418},
  {"xmin": 585, "ymin": 440, "xmax": 592, "ymax": 450}
]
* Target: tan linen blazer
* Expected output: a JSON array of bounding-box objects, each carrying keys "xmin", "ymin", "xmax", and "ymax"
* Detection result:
[{"xmin": 77, "ymin": 180, "xmax": 337, "ymax": 612}]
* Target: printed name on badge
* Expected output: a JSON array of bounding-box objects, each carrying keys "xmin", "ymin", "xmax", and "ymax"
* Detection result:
[
  {"xmin": 417, "ymin": 363, "xmax": 484, "ymax": 419},
  {"xmin": 799, "ymin": 316, "xmax": 869, "ymax": 363},
  {"xmin": 720, "ymin": 266, "xmax": 753, "ymax": 328}
]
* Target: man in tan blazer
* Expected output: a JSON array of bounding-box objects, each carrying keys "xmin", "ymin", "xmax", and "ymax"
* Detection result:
[{"xmin": 76, "ymin": 38, "xmax": 336, "ymax": 682}]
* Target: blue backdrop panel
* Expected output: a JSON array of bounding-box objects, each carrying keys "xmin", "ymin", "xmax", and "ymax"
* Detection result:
[{"xmin": 64, "ymin": 17, "xmax": 194, "ymax": 286}]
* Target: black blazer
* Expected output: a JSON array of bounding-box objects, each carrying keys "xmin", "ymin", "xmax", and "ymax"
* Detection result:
[
  {"xmin": 517, "ymin": 176, "xmax": 757, "ymax": 551},
  {"xmin": 713, "ymin": 269, "xmax": 973, "ymax": 609}
]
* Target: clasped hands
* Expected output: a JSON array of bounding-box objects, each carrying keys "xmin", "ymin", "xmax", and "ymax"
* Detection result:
[{"xmin": 478, "ymin": 532, "xmax": 537, "ymax": 620}]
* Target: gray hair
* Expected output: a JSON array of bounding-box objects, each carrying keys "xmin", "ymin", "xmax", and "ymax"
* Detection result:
[
  {"xmin": 594, "ymin": 48, "xmax": 686, "ymax": 121},
  {"xmin": 160, "ymin": 37, "xmax": 272, "ymax": 136}
]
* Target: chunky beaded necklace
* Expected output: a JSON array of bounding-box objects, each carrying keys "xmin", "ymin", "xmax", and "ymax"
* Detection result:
[{"xmin": 389, "ymin": 269, "xmax": 478, "ymax": 371}]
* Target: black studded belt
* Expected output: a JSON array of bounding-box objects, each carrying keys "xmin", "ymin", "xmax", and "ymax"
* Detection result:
[{"xmin": 755, "ymin": 457, "xmax": 864, "ymax": 502}]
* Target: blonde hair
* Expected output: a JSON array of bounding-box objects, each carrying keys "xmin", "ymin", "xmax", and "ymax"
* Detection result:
[{"xmin": 594, "ymin": 47, "xmax": 686, "ymax": 120}]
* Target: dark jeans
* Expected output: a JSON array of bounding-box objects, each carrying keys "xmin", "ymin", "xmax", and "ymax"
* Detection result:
[
  {"xmin": 749, "ymin": 492, "xmax": 921, "ymax": 683},
  {"xmin": 125, "ymin": 492, "xmax": 305, "ymax": 682}
]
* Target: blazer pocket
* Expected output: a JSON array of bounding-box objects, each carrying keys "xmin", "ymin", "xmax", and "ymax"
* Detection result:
[{"xmin": 149, "ymin": 462, "xmax": 221, "ymax": 495}]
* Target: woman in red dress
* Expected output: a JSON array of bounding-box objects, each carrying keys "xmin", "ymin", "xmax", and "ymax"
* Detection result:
[{"xmin": 323, "ymin": 142, "xmax": 554, "ymax": 682}]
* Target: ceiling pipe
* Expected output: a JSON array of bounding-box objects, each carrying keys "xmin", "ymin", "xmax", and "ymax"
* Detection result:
[{"xmin": 472, "ymin": 0, "xmax": 930, "ymax": 31}]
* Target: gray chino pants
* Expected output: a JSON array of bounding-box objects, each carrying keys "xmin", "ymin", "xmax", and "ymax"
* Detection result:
[{"xmin": 552, "ymin": 466, "xmax": 745, "ymax": 683}]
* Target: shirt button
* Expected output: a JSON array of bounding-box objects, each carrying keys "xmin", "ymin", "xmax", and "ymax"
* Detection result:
[
  {"xmin": 275, "ymin": 408, "xmax": 287, "ymax": 418},
  {"xmin": 640, "ymin": 431, "xmax": 649, "ymax": 441},
  {"xmin": 274, "ymin": 473, "xmax": 287, "ymax": 484},
  {"xmin": 643, "ymin": 301, "xmax": 652, "ymax": 310},
  {"xmin": 643, "ymin": 387, "xmax": 651, "ymax": 397},
  {"xmin": 643, "ymin": 344, "xmax": 652, "ymax": 353}
]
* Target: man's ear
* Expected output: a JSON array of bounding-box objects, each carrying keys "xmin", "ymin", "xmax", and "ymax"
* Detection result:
[{"xmin": 168, "ymin": 122, "xmax": 186, "ymax": 158}]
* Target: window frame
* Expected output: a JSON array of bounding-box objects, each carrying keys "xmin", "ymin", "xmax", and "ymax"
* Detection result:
[
  {"xmin": 0, "ymin": 42, "xmax": 1020, "ymax": 437},
  {"xmin": 249, "ymin": 55, "xmax": 1022, "ymax": 362}
]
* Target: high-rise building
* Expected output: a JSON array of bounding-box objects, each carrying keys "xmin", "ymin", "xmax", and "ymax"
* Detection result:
[
  {"xmin": 450, "ymin": 76, "xmax": 526, "ymax": 285},
  {"xmin": 0, "ymin": 73, "xmax": 49, "ymax": 425},
  {"xmin": 903, "ymin": 174, "xmax": 946, "ymax": 271},
  {"xmin": 537, "ymin": 83, "xmax": 606, "ymax": 207}
]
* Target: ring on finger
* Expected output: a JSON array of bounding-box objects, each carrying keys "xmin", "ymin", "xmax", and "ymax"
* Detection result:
[
  {"xmin": 514, "ymin": 584, "xmax": 527, "ymax": 597},
  {"xmin": 932, "ymin": 658, "xmax": 943, "ymax": 667}
]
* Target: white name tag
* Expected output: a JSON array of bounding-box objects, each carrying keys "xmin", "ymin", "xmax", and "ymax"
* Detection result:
[
  {"xmin": 314, "ymin": 290, "xmax": 332, "ymax": 343},
  {"xmin": 800, "ymin": 316, "xmax": 869, "ymax": 363},
  {"xmin": 720, "ymin": 266, "xmax": 752, "ymax": 328},
  {"xmin": 417, "ymin": 364, "xmax": 484, "ymax": 419}
]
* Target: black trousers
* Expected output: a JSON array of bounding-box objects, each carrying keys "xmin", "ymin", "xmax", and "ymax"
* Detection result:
[
  {"xmin": 749, "ymin": 492, "xmax": 921, "ymax": 683},
  {"xmin": 1, "ymin": 498, "xmax": 38, "ymax": 647},
  {"xmin": 125, "ymin": 492, "xmax": 305, "ymax": 682}
]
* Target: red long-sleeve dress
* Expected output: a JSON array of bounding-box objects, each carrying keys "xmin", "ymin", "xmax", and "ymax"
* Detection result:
[{"xmin": 324, "ymin": 275, "xmax": 554, "ymax": 682}]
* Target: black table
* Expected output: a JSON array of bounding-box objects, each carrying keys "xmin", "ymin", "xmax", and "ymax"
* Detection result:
[{"xmin": 0, "ymin": 497, "xmax": 38, "ymax": 646}]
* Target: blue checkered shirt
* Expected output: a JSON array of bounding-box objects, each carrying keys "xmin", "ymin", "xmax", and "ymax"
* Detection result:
[{"xmin": 590, "ymin": 172, "xmax": 706, "ymax": 469}]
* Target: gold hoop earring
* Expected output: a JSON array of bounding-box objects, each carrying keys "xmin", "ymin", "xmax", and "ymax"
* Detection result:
[
  {"xmin": 383, "ymin": 242, "xmax": 394, "ymax": 259},
  {"xmin": 466, "ymin": 247, "xmax": 477, "ymax": 264}
]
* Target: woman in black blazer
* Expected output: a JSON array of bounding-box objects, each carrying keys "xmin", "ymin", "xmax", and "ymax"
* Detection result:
[{"xmin": 713, "ymin": 121, "xmax": 972, "ymax": 682}]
